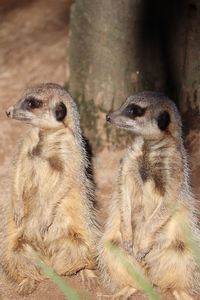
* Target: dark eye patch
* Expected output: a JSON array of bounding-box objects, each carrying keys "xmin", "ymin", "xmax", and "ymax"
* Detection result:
[
  {"xmin": 22, "ymin": 97, "xmax": 43, "ymax": 110},
  {"xmin": 124, "ymin": 104, "xmax": 146, "ymax": 118},
  {"xmin": 157, "ymin": 111, "xmax": 171, "ymax": 131},
  {"xmin": 55, "ymin": 102, "xmax": 67, "ymax": 121}
]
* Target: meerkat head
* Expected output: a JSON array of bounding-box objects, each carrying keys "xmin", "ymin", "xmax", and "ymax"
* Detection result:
[
  {"xmin": 6, "ymin": 83, "xmax": 81, "ymax": 132},
  {"xmin": 106, "ymin": 91, "xmax": 182, "ymax": 139}
]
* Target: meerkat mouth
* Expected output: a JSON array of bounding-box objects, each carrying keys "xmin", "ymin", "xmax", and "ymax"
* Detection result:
[
  {"xmin": 112, "ymin": 122, "xmax": 132, "ymax": 130},
  {"xmin": 12, "ymin": 114, "xmax": 32, "ymax": 122}
]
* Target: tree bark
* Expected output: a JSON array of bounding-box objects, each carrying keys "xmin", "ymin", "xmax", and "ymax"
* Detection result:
[
  {"xmin": 67, "ymin": 0, "xmax": 141, "ymax": 112},
  {"xmin": 180, "ymin": 1, "xmax": 200, "ymax": 200},
  {"xmin": 180, "ymin": 1, "xmax": 200, "ymax": 132}
]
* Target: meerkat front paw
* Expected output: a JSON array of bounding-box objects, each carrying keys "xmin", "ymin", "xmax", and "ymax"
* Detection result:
[
  {"xmin": 136, "ymin": 247, "xmax": 151, "ymax": 263},
  {"xmin": 136, "ymin": 250, "xmax": 147, "ymax": 262},
  {"xmin": 123, "ymin": 240, "xmax": 133, "ymax": 254},
  {"xmin": 17, "ymin": 278, "xmax": 36, "ymax": 295},
  {"xmin": 13, "ymin": 210, "xmax": 24, "ymax": 227},
  {"xmin": 12, "ymin": 196, "xmax": 25, "ymax": 227}
]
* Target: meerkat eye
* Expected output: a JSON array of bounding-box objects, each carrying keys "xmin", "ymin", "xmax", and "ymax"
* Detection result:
[
  {"xmin": 125, "ymin": 104, "xmax": 146, "ymax": 118},
  {"xmin": 24, "ymin": 97, "xmax": 42, "ymax": 110}
]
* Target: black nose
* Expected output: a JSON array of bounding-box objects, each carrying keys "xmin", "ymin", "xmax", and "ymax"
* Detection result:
[
  {"xmin": 6, "ymin": 106, "xmax": 14, "ymax": 118},
  {"xmin": 6, "ymin": 110, "xmax": 11, "ymax": 117},
  {"xmin": 106, "ymin": 114, "xmax": 111, "ymax": 122}
]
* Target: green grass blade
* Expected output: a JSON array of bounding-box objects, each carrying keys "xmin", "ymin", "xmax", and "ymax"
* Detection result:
[{"xmin": 34, "ymin": 257, "xmax": 82, "ymax": 300}]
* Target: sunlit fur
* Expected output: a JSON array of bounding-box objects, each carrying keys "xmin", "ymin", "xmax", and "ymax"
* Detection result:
[
  {"xmin": 2, "ymin": 83, "xmax": 99, "ymax": 295},
  {"xmin": 98, "ymin": 92, "xmax": 200, "ymax": 300}
]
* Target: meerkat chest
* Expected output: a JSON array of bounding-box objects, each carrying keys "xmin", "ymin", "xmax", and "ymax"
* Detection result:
[
  {"xmin": 30, "ymin": 140, "xmax": 64, "ymax": 170},
  {"xmin": 122, "ymin": 141, "xmax": 167, "ymax": 221},
  {"xmin": 20, "ymin": 142, "xmax": 65, "ymax": 202}
]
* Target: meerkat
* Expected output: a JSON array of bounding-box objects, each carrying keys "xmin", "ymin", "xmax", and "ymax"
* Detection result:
[
  {"xmin": 3, "ymin": 83, "xmax": 99, "ymax": 295},
  {"xmin": 98, "ymin": 91, "xmax": 200, "ymax": 300}
]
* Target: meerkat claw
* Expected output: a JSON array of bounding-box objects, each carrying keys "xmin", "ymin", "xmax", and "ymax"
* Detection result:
[
  {"xmin": 79, "ymin": 269, "xmax": 97, "ymax": 289},
  {"xmin": 17, "ymin": 278, "xmax": 37, "ymax": 296}
]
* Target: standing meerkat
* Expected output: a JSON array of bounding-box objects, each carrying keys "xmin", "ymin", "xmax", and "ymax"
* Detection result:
[
  {"xmin": 98, "ymin": 91, "xmax": 200, "ymax": 300},
  {"xmin": 3, "ymin": 83, "xmax": 99, "ymax": 295}
]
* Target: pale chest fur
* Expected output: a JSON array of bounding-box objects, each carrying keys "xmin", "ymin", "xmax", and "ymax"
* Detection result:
[
  {"xmin": 120, "ymin": 136, "xmax": 181, "ymax": 232},
  {"xmin": 14, "ymin": 129, "xmax": 82, "ymax": 215}
]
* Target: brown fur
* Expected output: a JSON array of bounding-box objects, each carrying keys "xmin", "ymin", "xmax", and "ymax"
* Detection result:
[
  {"xmin": 2, "ymin": 83, "xmax": 99, "ymax": 295},
  {"xmin": 98, "ymin": 92, "xmax": 200, "ymax": 299}
]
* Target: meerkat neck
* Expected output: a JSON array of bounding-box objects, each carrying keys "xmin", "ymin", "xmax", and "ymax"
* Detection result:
[
  {"xmin": 31, "ymin": 127, "xmax": 87, "ymax": 167},
  {"xmin": 131, "ymin": 134, "xmax": 180, "ymax": 151},
  {"xmin": 29, "ymin": 127, "xmax": 76, "ymax": 154}
]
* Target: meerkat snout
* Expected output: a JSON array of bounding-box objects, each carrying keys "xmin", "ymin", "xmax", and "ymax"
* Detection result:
[{"xmin": 106, "ymin": 113, "xmax": 111, "ymax": 122}]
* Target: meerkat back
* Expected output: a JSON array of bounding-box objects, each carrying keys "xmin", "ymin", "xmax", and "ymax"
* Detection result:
[
  {"xmin": 98, "ymin": 91, "xmax": 200, "ymax": 300},
  {"xmin": 2, "ymin": 83, "xmax": 99, "ymax": 295}
]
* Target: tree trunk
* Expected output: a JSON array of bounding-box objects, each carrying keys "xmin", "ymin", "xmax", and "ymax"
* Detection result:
[
  {"xmin": 66, "ymin": 0, "xmax": 200, "ymax": 148},
  {"xmin": 67, "ymin": 0, "xmax": 142, "ymax": 111},
  {"xmin": 67, "ymin": 0, "xmax": 145, "ymax": 148},
  {"xmin": 180, "ymin": 1, "xmax": 200, "ymax": 200},
  {"xmin": 180, "ymin": 0, "xmax": 200, "ymax": 132}
]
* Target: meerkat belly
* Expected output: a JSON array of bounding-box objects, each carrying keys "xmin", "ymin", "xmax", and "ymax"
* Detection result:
[
  {"xmin": 132, "ymin": 179, "xmax": 163, "ymax": 249},
  {"xmin": 23, "ymin": 155, "xmax": 68, "ymax": 236}
]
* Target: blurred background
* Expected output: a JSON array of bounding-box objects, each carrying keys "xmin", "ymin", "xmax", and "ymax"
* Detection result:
[{"xmin": 0, "ymin": 0, "xmax": 199, "ymax": 299}]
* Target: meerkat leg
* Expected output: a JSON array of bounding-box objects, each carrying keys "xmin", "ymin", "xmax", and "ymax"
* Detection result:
[
  {"xmin": 51, "ymin": 237, "xmax": 96, "ymax": 276},
  {"xmin": 50, "ymin": 191, "xmax": 97, "ymax": 276},
  {"xmin": 7, "ymin": 253, "xmax": 42, "ymax": 295},
  {"xmin": 52, "ymin": 254, "xmax": 86, "ymax": 276},
  {"xmin": 98, "ymin": 203, "xmax": 142, "ymax": 295},
  {"xmin": 119, "ymin": 146, "xmax": 145, "ymax": 256},
  {"xmin": 119, "ymin": 182, "xmax": 134, "ymax": 255},
  {"xmin": 49, "ymin": 233, "xmax": 98, "ymax": 289},
  {"xmin": 173, "ymin": 290, "xmax": 194, "ymax": 300},
  {"xmin": 12, "ymin": 164, "xmax": 26, "ymax": 227},
  {"xmin": 4, "ymin": 235, "xmax": 43, "ymax": 295},
  {"xmin": 135, "ymin": 200, "xmax": 172, "ymax": 261},
  {"xmin": 99, "ymin": 239, "xmax": 140, "ymax": 293}
]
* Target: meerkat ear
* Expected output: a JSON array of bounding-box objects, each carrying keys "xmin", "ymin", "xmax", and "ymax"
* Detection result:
[
  {"xmin": 55, "ymin": 102, "xmax": 67, "ymax": 121},
  {"xmin": 157, "ymin": 111, "xmax": 170, "ymax": 130}
]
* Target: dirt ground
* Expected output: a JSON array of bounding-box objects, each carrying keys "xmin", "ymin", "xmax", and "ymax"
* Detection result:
[{"xmin": 0, "ymin": 1, "xmax": 200, "ymax": 299}]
